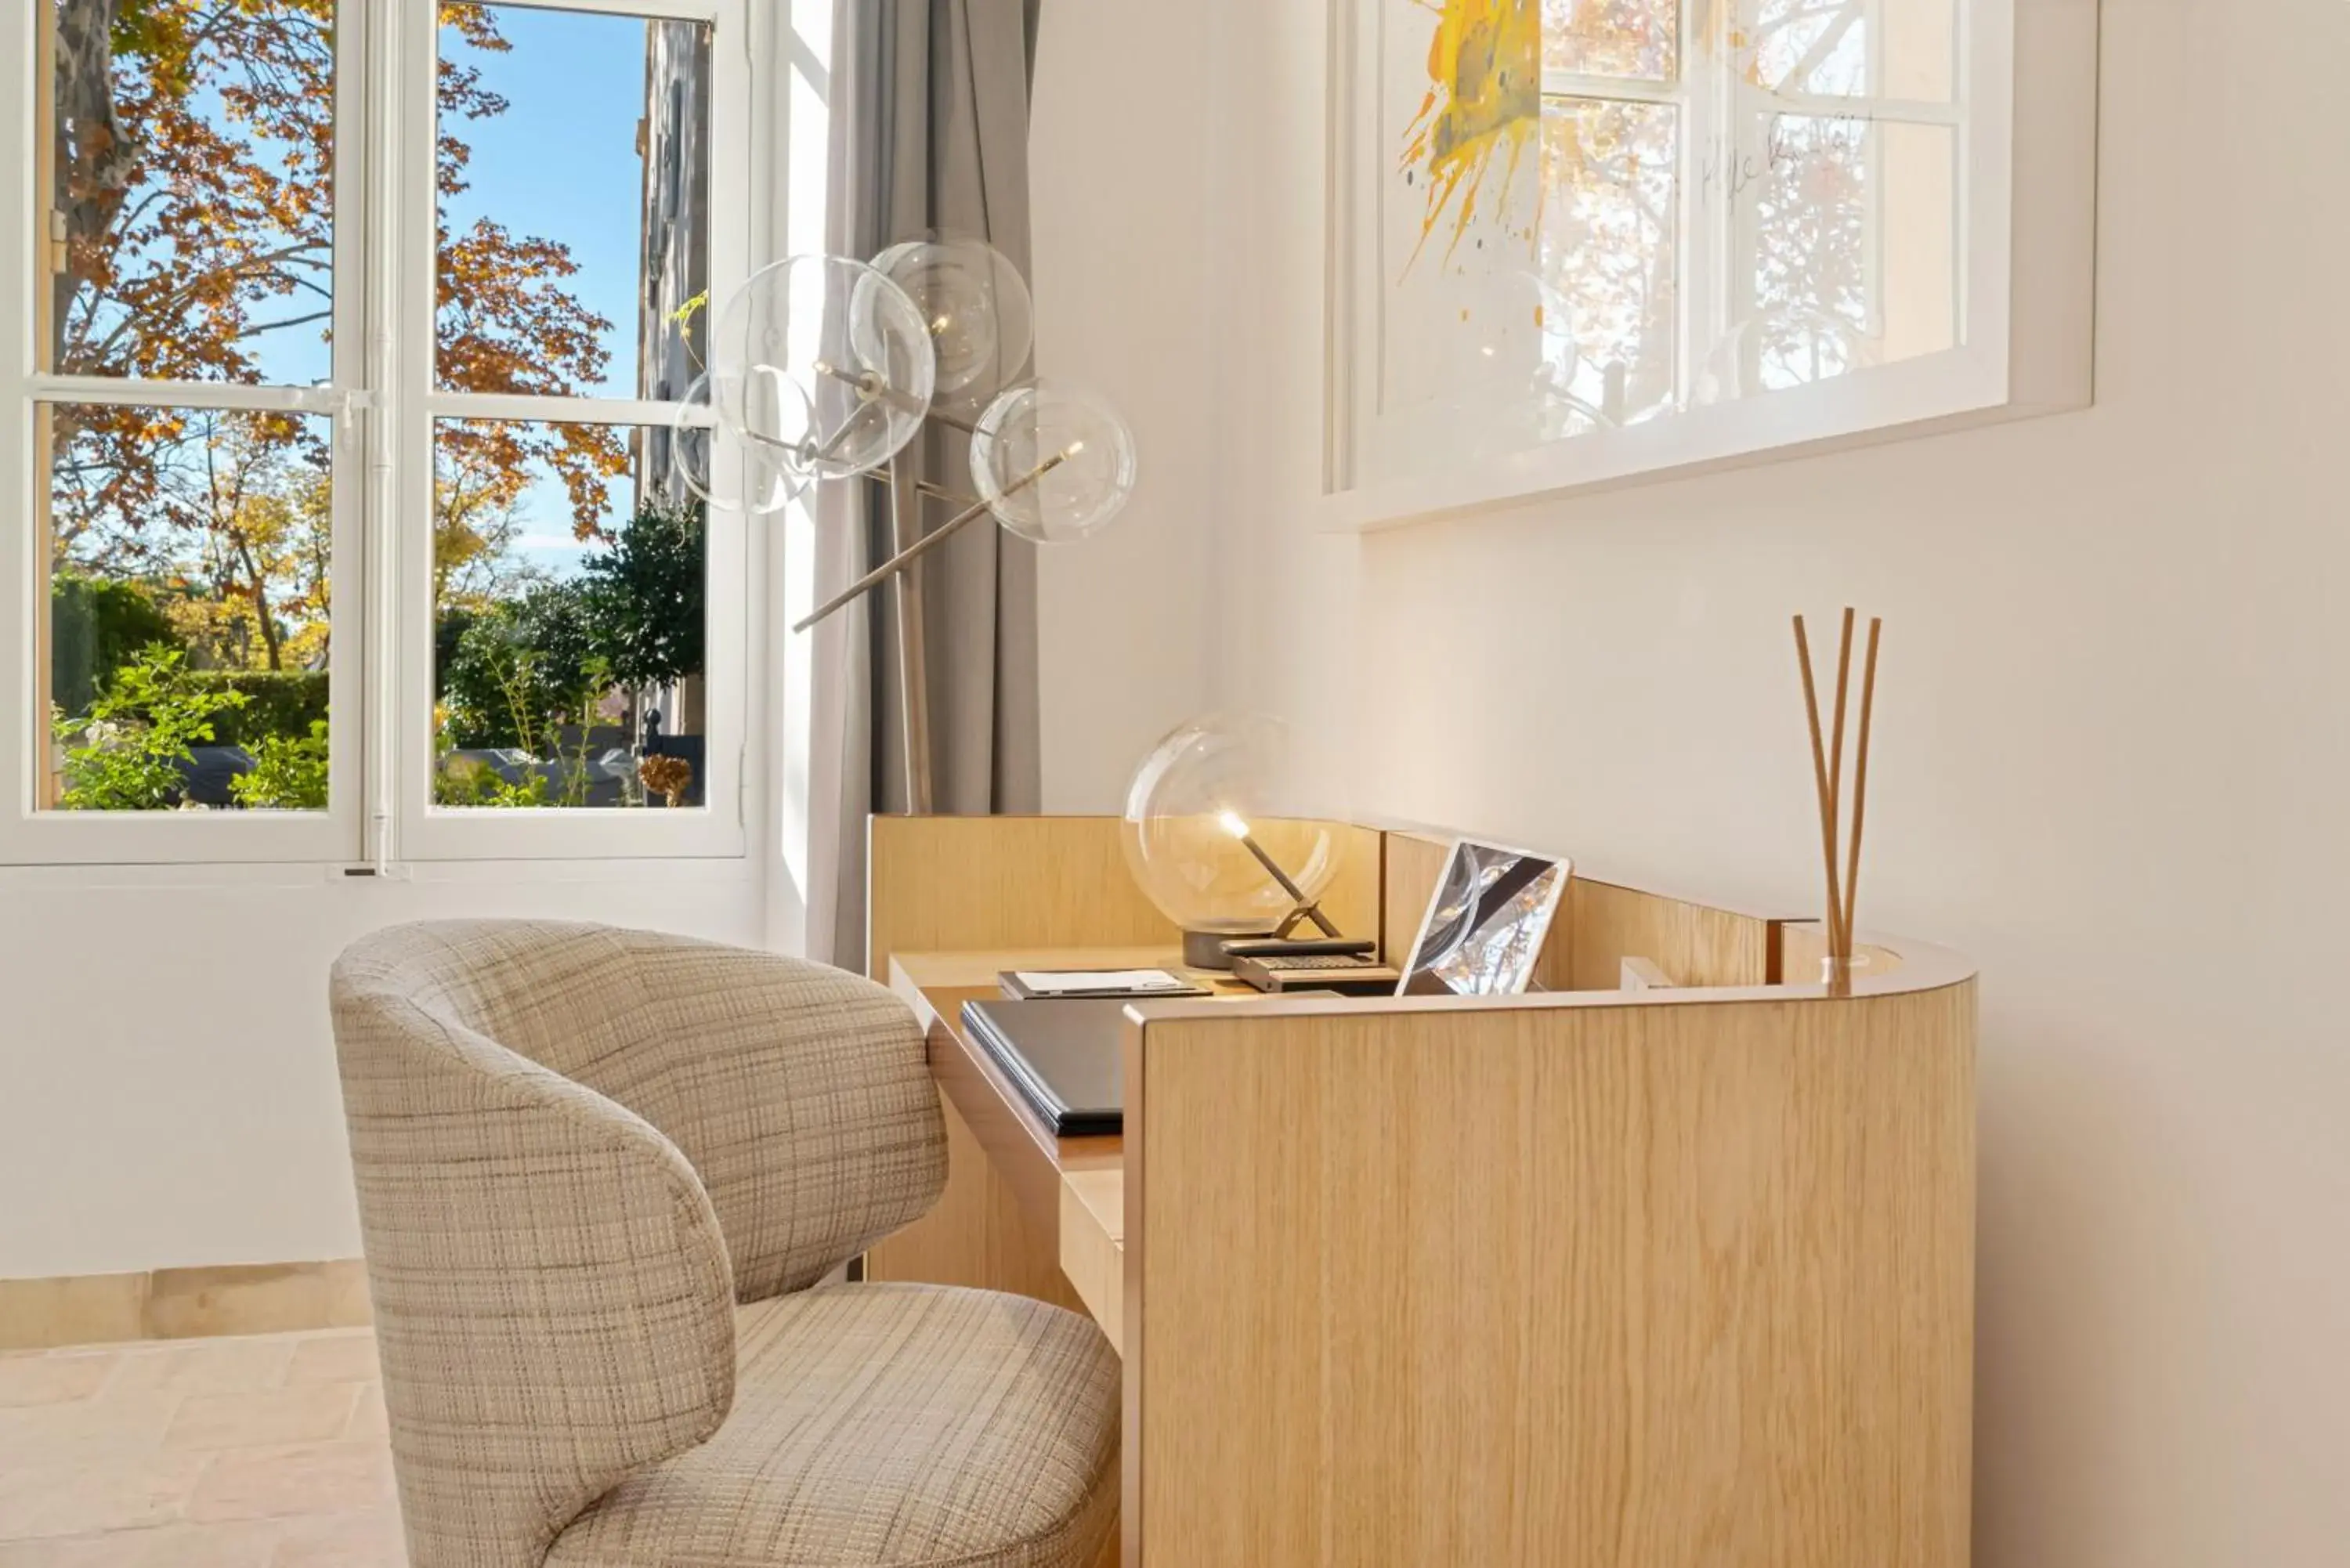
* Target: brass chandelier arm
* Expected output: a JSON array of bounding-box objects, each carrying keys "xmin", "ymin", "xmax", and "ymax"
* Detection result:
[
  {"xmin": 792, "ymin": 453, "xmax": 1066, "ymax": 634},
  {"xmin": 809, "ymin": 358, "xmax": 985, "ymax": 433}
]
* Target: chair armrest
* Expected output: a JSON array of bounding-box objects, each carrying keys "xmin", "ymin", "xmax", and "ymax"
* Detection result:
[{"xmin": 334, "ymin": 983, "xmax": 736, "ymax": 1568}]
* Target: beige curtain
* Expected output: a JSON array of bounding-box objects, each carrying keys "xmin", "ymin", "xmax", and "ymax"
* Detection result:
[{"xmin": 804, "ymin": 0, "xmax": 1044, "ymax": 971}]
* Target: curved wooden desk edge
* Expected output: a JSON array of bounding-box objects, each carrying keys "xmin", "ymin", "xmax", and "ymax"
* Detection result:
[
  {"xmin": 1119, "ymin": 927, "xmax": 1975, "ymax": 1030},
  {"xmin": 1116, "ymin": 936, "xmax": 1977, "ymax": 1567}
]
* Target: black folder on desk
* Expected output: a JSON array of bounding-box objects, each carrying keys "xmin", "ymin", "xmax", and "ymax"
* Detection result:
[{"xmin": 960, "ymin": 998, "xmax": 1128, "ymax": 1137}]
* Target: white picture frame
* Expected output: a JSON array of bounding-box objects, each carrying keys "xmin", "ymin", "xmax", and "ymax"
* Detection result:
[{"xmin": 1319, "ymin": 0, "xmax": 2100, "ymax": 535}]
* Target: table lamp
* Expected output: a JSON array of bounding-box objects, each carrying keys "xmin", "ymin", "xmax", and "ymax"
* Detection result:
[{"xmin": 1122, "ymin": 715, "xmax": 1347, "ymax": 969}]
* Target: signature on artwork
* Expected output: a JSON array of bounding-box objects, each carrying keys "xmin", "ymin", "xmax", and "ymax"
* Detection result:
[{"xmin": 1698, "ymin": 114, "xmax": 1876, "ymax": 204}]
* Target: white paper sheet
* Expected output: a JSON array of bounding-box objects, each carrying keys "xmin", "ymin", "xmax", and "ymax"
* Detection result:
[{"xmin": 1013, "ymin": 969, "xmax": 1190, "ymax": 995}]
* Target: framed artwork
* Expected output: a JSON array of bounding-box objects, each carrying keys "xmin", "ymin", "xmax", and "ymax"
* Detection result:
[{"xmin": 1322, "ymin": 0, "xmax": 2099, "ymax": 531}]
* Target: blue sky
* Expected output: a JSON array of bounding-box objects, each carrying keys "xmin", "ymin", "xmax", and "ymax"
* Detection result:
[
  {"xmin": 443, "ymin": 4, "xmax": 648, "ymax": 403},
  {"xmin": 439, "ymin": 5, "xmax": 656, "ymax": 578}
]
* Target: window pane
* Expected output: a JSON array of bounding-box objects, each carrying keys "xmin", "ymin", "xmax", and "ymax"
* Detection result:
[
  {"xmin": 41, "ymin": 404, "xmax": 333, "ymax": 812},
  {"xmin": 1744, "ymin": 0, "xmax": 1956, "ymax": 102},
  {"xmin": 46, "ymin": 0, "xmax": 337, "ymax": 385},
  {"xmin": 435, "ymin": 5, "xmax": 714, "ymax": 401},
  {"xmin": 1737, "ymin": 114, "xmax": 1958, "ymax": 393},
  {"xmin": 1546, "ymin": 0, "xmax": 1678, "ymax": 82},
  {"xmin": 1539, "ymin": 98, "xmax": 1679, "ymax": 431},
  {"xmin": 432, "ymin": 420, "xmax": 707, "ymax": 811}
]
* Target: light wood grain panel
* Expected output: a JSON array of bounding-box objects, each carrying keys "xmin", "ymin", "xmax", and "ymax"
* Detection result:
[
  {"xmin": 1060, "ymin": 1171, "xmax": 1124, "ymax": 1355},
  {"xmin": 1126, "ymin": 983, "xmax": 1975, "ymax": 1568},
  {"xmin": 868, "ymin": 816, "xmax": 1382, "ymax": 981},
  {"xmin": 1567, "ymin": 876, "xmax": 1771, "ymax": 990},
  {"xmin": 1378, "ymin": 831, "xmax": 1451, "ymax": 963},
  {"xmin": 864, "ymin": 952, "xmax": 1115, "ymax": 1310},
  {"xmin": 867, "ymin": 817, "xmax": 1174, "ymax": 982}
]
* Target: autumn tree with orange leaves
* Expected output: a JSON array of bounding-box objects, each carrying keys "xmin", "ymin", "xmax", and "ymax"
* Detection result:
[{"xmin": 47, "ymin": 0, "xmax": 626, "ymax": 674}]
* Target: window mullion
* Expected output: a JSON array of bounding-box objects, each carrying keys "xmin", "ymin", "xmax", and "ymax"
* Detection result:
[
  {"xmin": 25, "ymin": 375, "xmax": 352, "ymax": 414},
  {"xmin": 1541, "ymin": 70, "xmax": 1677, "ymax": 105},
  {"xmin": 1755, "ymin": 92, "xmax": 1962, "ymax": 125},
  {"xmin": 423, "ymin": 392, "xmax": 696, "ymax": 427}
]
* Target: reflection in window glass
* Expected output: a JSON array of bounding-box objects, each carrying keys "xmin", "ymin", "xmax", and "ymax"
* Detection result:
[
  {"xmin": 48, "ymin": 0, "xmax": 336, "ymax": 386},
  {"xmin": 1741, "ymin": 114, "xmax": 1957, "ymax": 392},
  {"xmin": 42, "ymin": 406, "xmax": 334, "ymax": 812},
  {"xmin": 1744, "ymin": 0, "xmax": 1957, "ymax": 102},
  {"xmin": 432, "ymin": 421, "xmax": 707, "ymax": 811},
  {"xmin": 1539, "ymin": 98, "xmax": 1679, "ymax": 431},
  {"xmin": 435, "ymin": 5, "xmax": 714, "ymax": 400},
  {"xmin": 1544, "ymin": 0, "xmax": 1678, "ymax": 82}
]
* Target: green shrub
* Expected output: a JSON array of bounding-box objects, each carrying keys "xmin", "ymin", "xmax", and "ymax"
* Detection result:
[
  {"xmin": 53, "ymin": 646, "xmax": 247, "ymax": 811},
  {"xmin": 49, "ymin": 573, "xmax": 179, "ymax": 717},
  {"xmin": 581, "ymin": 499, "xmax": 705, "ymax": 688},
  {"xmin": 432, "ymin": 752, "xmax": 549, "ymax": 809},
  {"xmin": 439, "ymin": 581, "xmax": 608, "ymax": 752},
  {"xmin": 190, "ymin": 670, "xmax": 331, "ymax": 746},
  {"xmin": 232, "ymin": 719, "xmax": 331, "ymax": 811}
]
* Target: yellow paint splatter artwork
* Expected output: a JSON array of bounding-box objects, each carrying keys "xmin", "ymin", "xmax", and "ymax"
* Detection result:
[{"xmin": 1401, "ymin": 0, "xmax": 1542, "ymax": 273}]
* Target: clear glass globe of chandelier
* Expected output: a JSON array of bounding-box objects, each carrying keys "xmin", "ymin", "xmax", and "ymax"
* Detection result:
[
  {"xmin": 671, "ymin": 372, "xmax": 806, "ymax": 515},
  {"xmin": 1122, "ymin": 714, "xmax": 1347, "ymax": 965},
  {"xmin": 968, "ymin": 379, "xmax": 1137, "ymax": 544},
  {"xmin": 872, "ymin": 234, "xmax": 1036, "ymax": 406},
  {"xmin": 711, "ymin": 253, "xmax": 936, "ymax": 484}
]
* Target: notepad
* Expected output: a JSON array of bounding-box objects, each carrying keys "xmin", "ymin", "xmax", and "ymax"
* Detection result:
[{"xmin": 1000, "ymin": 968, "xmax": 1206, "ymax": 1000}]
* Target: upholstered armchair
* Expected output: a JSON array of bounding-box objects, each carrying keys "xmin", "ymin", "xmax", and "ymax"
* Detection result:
[{"xmin": 330, "ymin": 921, "xmax": 1119, "ymax": 1568}]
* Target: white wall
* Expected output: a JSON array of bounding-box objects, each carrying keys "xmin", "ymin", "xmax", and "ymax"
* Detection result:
[
  {"xmin": 0, "ymin": 866, "xmax": 763, "ymax": 1280},
  {"xmin": 1030, "ymin": 1, "xmax": 2350, "ymax": 1564},
  {"xmin": 1027, "ymin": 0, "xmax": 1220, "ymax": 810}
]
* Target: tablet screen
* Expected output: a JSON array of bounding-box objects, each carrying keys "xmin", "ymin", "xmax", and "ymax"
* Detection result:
[{"xmin": 1397, "ymin": 840, "xmax": 1571, "ymax": 997}]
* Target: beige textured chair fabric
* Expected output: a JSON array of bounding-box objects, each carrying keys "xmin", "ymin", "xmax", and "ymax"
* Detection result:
[
  {"xmin": 329, "ymin": 922, "xmax": 1123, "ymax": 1568},
  {"xmin": 338, "ymin": 921, "xmax": 946, "ymax": 1302},
  {"xmin": 332, "ymin": 927, "xmax": 743, "ymax": 1568},
  {"xmin": 547, "ymin": 1286, "xmax": 1120, "ymax": 1568}
]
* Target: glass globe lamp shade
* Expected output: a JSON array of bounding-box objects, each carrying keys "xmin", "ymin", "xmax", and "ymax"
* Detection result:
[
  {"xmin": 1122, "ymin": 715, "xmax": 1346, "ymax": 968},
  {"xmin": 671, "ymin": 372, "xmax": 805, "ymax": 515},
  {"xmin": 872, "ymin": 235, "xmax": 1036, "ymax": 405},
  {"xmin": 969, "ymin": 379, "xmax": 1137, "ymax": 544},
  {"xmin": 710, "ymin": 254, "xmax": 936, "ymax": 484}
]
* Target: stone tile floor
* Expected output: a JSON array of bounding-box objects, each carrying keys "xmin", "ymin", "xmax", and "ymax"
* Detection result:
[{"xmin": 0, "ymin": 1328, "xmax": 403, "ymax": 1566}]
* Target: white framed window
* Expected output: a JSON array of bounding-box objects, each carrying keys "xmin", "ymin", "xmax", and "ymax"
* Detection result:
[
  {"xmin": 1325, "ymin": 0, "xmax": 2096, "ymax": 531},
  {"xmin": 1, "ymin": 0, "xmax": 757, "ymax": 865}
]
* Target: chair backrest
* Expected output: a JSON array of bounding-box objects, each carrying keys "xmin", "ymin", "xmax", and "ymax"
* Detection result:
[{"xmin": 331, "ymin": 920, "xmax": 945, "ymax": 1568}]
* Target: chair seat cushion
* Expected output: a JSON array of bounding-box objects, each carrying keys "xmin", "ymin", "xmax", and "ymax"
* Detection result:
[{"xmin": 545, "ymin": 1284, "xmax": 1120, "ymax": 1568}]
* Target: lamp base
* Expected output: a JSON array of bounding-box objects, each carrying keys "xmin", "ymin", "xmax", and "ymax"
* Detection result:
[{"xmin": 1182, "ymin": 928, "xmax": 1274, "ymax": 970}]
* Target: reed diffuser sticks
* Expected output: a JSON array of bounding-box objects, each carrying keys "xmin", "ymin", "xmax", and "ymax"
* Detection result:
[{"xmin": 1793, "ymin": 608, "xmax": 1883, "ymax": 966}]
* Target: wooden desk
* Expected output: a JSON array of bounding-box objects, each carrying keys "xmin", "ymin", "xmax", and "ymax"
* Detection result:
[
  {"xmin": 882, "ymin": 946, "xmax": 1242, "ymax": 1355},
  {"xmin": 864, "ymin": 816, "xmax": 1978, "ymax": 1568}
]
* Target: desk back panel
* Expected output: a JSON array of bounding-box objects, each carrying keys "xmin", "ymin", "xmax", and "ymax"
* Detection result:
[
  {"xmin": 1567, "ymin": 877, "xmax": 1772, "ymax": 989},
  {"xmin": 1124, "ymin": 983, "xmax": 1976, "ymax": 1567},
  {"xmin": 867, "ymin": 815, "xmax": 1385, "ymax": 982},
  {"xmin": 1378, "ymin": 829, "xmax": 1772, "ymax": 992}
]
